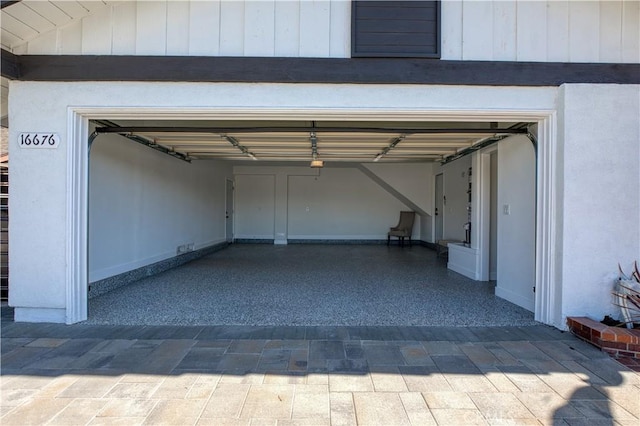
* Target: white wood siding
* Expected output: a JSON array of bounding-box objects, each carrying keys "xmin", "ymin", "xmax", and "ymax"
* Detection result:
[
  {"xmin": 21, "ymin": 0, "xmax": 352, "ymax": 58},
  {"xmin": 442, "ymin": 0, "xmax": 639, "ymax": 63},
  {"xmin": 15, "ymin": 1, "xmax": 640, "ymax": 63}
]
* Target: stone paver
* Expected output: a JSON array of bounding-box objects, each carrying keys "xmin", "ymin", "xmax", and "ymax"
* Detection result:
[
  {"xmin": 353, "ymin": 393, "xmax": 410, "ymax": 425},
  {"xmin": 1, "ymin": 318, "xmax": 638, "ymax": 425}
]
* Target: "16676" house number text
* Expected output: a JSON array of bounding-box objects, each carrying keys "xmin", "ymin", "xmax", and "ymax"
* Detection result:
[{"xmin": 19, "ymin": 133, "xmax": 60, "ymax": 149}]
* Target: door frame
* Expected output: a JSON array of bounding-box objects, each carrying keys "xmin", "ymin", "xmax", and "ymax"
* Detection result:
[
  {"xmin": 66, "ymin": 106, "xmax": 559, "ymax": 326},
  {"xmin": 225, "ymin": 178, "xmax": 234, "ymax": 243},
  {"xmin": 433, "ymin": 173, "xmax": 444, "ymax": 243},
  {"xmin": 478, "ymin": 146, "xmax": 499, "ymax": 282}
]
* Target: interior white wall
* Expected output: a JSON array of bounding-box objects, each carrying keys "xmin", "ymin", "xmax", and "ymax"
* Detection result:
[
  {"xmin": 420, "ymin": 214, "xmax": 433, "ymax": 243},
  {"xmin": 559, "ymin": 84, "xmax": 640, "ymax": 323},
  {"xmin": 495, "ymin": 135, "xmax": 536, "ymax": 312},
  {"xmin": 88, "ymin": 134, "xmax": 231, "ymax": 282},
  {"xmin": 361, "ymin": 162, "xmax": 434, "ymax": 241},
  {"xmin": 234, "ymin": 174, "xmax": 276, "ymax": 239},
  {"xmin": 287, "ymin": 167, "xmax": 411, "ymax": 239},
  {"xmin": 234, "ymin": 165, "xmax": 413, "ymax": 241},
  {"xmin": 363, "ymin": 163, "xmax": 433, "ymax": 215},
  {"xmin": 17, "ymin": 1, "xmax": 638, "ymax": 65}
]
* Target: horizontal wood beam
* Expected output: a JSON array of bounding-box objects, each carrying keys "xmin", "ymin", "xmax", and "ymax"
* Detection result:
[
  {"xmin": 12, "ymin": 55, "xmax": 640, "ymax": 86},
  {"xmin": 1, "ymin": 49, "xmax": 19, "ymax": 79}
]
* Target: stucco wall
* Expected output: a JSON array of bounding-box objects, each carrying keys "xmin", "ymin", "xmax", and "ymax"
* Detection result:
[
  {"xmin": 559, "ymin": 84, "xmax": 640, "ymax": 323},
  {"xmin": 88, "ymin": 133, "xmax": 231, "ymax": 282},
  {"xmin": 6, "ymin": 80, "xmax": 560, "ymax": 323}
]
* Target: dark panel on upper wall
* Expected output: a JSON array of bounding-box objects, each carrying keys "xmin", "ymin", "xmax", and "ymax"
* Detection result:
[
  {"xmin": 352, "ymin": 0, "xmax": 440, "ymax": 58},
  {"xmin": 12, "ymin": 55, "xmax": 640, "ymax": 86}
]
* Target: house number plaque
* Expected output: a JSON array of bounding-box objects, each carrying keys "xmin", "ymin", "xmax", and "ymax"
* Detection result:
[{"xmin": 19, "ymin": 133, "xmax": 60, "ymax": 149}]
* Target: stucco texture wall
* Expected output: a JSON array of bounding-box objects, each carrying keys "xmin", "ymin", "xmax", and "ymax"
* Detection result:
[
  {"xmin": 5, "ymin": 80, "xmax": 558, "ymax": 323},
  {"xmin": 559, "ymin": 84, "xmax": 640, "ymax": 323}
]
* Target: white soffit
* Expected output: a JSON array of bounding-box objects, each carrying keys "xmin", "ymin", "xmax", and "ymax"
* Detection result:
[{"xmin": 1, "ymin": 0, "xmax": 112, "ymax": 50}]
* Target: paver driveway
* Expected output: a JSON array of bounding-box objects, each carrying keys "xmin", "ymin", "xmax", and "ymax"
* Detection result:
[{"xmin": 1, "ymin": 318, "xmax": 639, "ymax": 425}]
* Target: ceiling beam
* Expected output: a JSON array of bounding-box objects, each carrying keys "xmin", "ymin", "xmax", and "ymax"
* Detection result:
[
  {"xmin": 14, "ymin": 55, "xmax": 640, "ymax": 86},
  {"xmin": 1, "ymin": 49, "xmax": 20, "ymax": 79}
]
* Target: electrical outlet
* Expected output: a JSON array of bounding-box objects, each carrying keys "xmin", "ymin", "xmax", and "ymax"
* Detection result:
[
  {"xmin": 503, "ymin": 204, "xmax": 511, "ymax": 215},
  {"xmin": 177, "ymin": 244, "xmax": 195, "ymax": 255}
]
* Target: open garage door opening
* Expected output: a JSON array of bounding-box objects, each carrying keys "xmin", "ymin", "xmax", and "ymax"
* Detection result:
[{"xmin": 85, "ymin": 117, "xmax": 539, "ymax": 327}]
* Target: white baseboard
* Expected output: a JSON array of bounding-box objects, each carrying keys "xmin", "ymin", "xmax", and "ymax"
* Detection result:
[
  {"xmin": 448, "ymin": 261, "xmax": 477, "ymax": 280},
  {"xmin": 495, "ymin": 286, "xmax": 535, "ymax": 312},
  {"xmin": 287, "ymin": 234, "xmax": 386, "ymax": 240}
]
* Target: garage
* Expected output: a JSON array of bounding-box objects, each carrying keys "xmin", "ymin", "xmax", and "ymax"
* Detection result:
[
  {"xmin": 9, "ymin": 76, "xmax": 587, "ymax": 328},
  {"xmin": 81, "ymin": 111, "xmax": 539, "ymax": 326}
]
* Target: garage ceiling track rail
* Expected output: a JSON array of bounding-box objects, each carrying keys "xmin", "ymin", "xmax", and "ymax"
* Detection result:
[
  {"xmin": 94, "ymin": 123, "xmax": 529, "ymax": 164},
  {"xmin": 95, "ymin": 126, "xmax": 529, "ymax": 135},
  {"xmin": 93, "ymin": 121, "xmax": 192, "ymax": 163}
]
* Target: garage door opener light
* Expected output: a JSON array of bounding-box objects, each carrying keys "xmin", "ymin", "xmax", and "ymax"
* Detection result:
[{"xmin": 309, "ymin": 132, "xmax": 324, "ymax": 168}]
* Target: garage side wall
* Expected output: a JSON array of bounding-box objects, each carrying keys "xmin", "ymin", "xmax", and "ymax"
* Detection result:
[
  {"xmin": 560, "ymin": 84, "xmax": 640, "ymax": 322},
  {"xmin": 89, "ymin": 134, "xmax": 232, "ymax": 282},
  {"xmin": 496, "ymin": 135, "xmax": 536, "ymax": 311}
]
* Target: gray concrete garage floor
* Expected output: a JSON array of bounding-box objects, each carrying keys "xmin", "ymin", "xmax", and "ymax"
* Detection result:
[{"xmin": 86, "ymin": 244, "xmax": 538, "ymax": 327}]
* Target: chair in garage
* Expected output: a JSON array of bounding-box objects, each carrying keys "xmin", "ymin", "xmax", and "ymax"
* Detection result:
[{"xmin": 387, "ymin": 211, "xmax": 416, "ymax": 247}]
